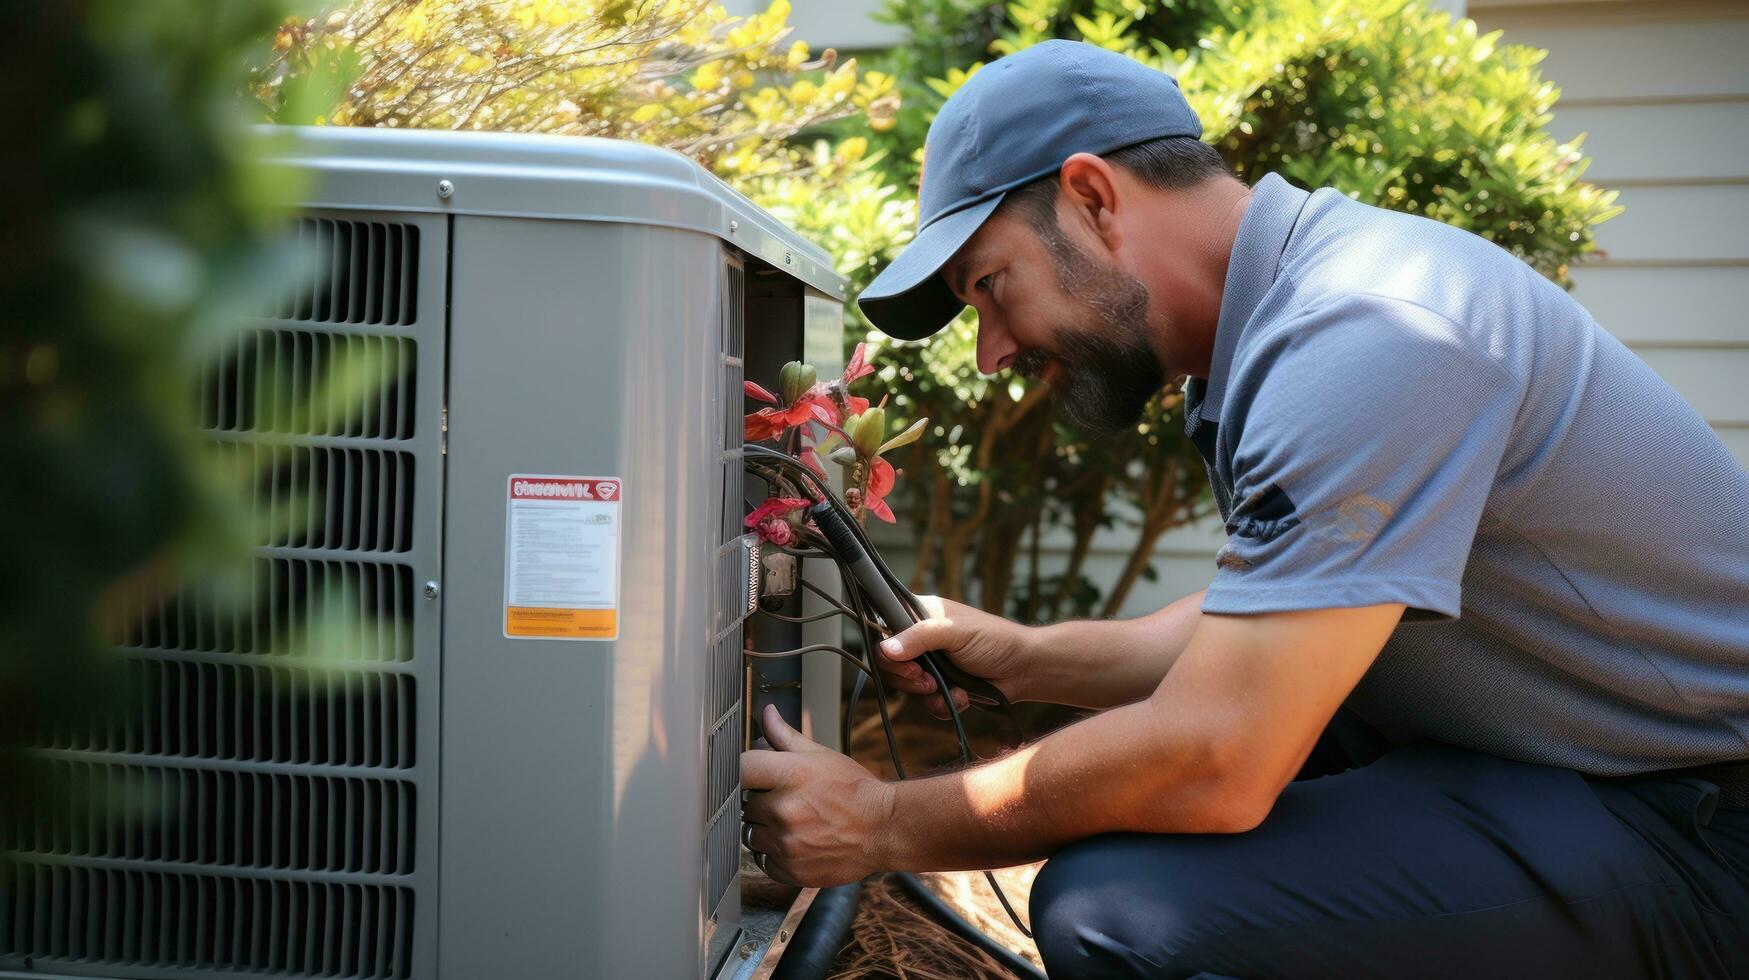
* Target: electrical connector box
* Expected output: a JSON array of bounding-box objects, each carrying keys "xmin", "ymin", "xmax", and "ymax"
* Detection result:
[{"xmin": 761, "ymin": 550, "xmax": 799, "ymax": 601}]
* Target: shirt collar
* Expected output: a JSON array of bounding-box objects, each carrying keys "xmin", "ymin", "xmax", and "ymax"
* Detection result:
[{"xmin": 1183, "ymin": 173, "xmax": 1311, "ymax": 435}]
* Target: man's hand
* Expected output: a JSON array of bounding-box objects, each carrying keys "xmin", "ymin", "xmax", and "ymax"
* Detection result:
[
  {"xmin": 741, "ymin": 704, "xmax": 895, "ymax": 887},
  {"xmin": 876, "ymin": 595, "xmax": 1036, "ymax": 715}
]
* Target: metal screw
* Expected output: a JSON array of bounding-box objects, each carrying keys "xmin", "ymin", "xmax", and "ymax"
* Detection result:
[
  {"xmin": 729, "ymin": 219, "xmax": 739, "ymax": 233},
  {"xmin": 778, "ymin": 929, "xmax": 790, "ymax": 943},
  {"xmin": 423, "ymin": 581, "xmax": 440, "ymax": 600},
  {"xmin": 783, "ymin": 251, "xmax": 793, "ymax": 265},
  {"xmin": 436, "ymin": 179, "xmax": 455, "ymax": 199}
]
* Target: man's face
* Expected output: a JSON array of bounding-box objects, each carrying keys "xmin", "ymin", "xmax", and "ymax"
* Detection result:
[{"xmin": 946, "ymin": 207, "xmax": 1166, "ymax": 435}]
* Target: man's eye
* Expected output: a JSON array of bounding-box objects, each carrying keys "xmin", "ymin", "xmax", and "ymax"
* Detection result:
[{"xmin": 975, "ymin": 274, "xmax": 995, "ymax": 293}]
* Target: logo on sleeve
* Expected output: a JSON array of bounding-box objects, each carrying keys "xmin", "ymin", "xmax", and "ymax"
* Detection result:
[{"xmin": 1226, "ymin": 483, "xmax": 1299, "ymax": 544}]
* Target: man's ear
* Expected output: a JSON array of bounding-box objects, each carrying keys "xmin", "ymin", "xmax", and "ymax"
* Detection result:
[{"xmin": 1057, "ymin": 153, "xmax": 1123, "ymax": 252}]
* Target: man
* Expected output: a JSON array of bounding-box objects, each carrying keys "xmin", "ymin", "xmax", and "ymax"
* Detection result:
[{"xmin": 740, "ymin": 40, "xmax": 1749, "ymax": 978}]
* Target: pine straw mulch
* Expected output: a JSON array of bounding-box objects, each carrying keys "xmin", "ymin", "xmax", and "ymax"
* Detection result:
[
  {"xmin": 827, "ymin": 866, "xmax": 1044, "ymax": 980},
  {"xmin": 823, "ymin": 692, "xmax": 1082, "ymax": 978}
]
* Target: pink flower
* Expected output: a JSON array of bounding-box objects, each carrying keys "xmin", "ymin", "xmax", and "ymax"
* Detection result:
[
  {"xmin": 744, "ymin": 393, "xmax": 839, "ymax": 443},
  {"xmin": 862, "ymin": 457, "xmax": 897, "ymax": 523},
  {"xmin": 807, "ymin": 343, "xmax": 874, "ymax": 420},
  {"xmin": 843, "ymin": 342, "xmax": 875, "ymax": 384},
  {"xmin": 745, "ymin": 497, "xmax": 811, "ymax": 529},
  {"xmin": 755, "ymin": 518, "xmax": 796, "ymax": 547}
]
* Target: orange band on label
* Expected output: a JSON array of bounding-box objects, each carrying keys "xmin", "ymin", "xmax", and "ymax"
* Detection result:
[{"xmin": 505, "ymin": 607, "xmax": 618, "ymax": 638}]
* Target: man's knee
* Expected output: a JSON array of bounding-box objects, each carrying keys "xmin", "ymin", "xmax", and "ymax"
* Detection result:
[{"xmin": 1031, "ymin": 833, "xmax": 1229, "ymax": 977}]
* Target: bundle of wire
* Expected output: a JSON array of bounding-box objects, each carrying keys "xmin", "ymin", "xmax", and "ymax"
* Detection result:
[{"xmin": 742, "ymin": 444, "xmax": 1037, "ymax": 951}]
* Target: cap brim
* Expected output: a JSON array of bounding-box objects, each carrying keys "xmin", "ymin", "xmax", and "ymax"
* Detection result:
[{"xmin": 857, "ymin": 193, "xmax": 1004, "ymax": 341}]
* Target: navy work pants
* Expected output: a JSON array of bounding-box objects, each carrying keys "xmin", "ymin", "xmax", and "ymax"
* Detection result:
[{"xmin": 1030, "ymin": 729, "xmax": 1749, "ymax": 978}]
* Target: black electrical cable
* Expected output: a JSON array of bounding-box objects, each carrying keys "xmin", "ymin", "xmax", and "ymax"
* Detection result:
[
  {"xmin": 842, "ymin": 668, "xmax": 868, "ymax": 754},
  {"xmin": 746, "ymin": 644, "xmax": 872, "ymax": 678},
  {"xmin": 799, "ymin": 577, "xmax": 863, "ymax": 619},
  {"xmin": 841, "ymin": 563, "xmax": 907, "ymax": 779},
  {"xmin": 759, "ymin": 606, "xmax": 883, "ymax": 630}
]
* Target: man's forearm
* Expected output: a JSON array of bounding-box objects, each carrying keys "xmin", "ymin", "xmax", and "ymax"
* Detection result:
[
  {"xmin": 1021, "ymin": 590, "xmax": 1205, "ymax": 708},
  {"xmin": 876, "ymin": 691, "xmax": 1248, "ymax": 873}
]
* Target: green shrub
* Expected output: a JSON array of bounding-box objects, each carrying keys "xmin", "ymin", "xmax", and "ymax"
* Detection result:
[{"xmin": 0, "ymin": 0, "xmax": 299, "ymax": 837}]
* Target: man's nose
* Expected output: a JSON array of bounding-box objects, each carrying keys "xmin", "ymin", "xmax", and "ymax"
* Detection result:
[{"xmin": 975, "ymin": 317, "xmax": 1019, "ymax": 375}]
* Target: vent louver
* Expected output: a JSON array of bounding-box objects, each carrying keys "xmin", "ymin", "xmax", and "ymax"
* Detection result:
[
  {"xmin": 4, "ymin": 761, "xmax": 415, "ymax": 875},
  {"xmin": 705, "ymin": 255, "xmax": 747, "ymax": 922},
  {"xmin": 121, "ymin": 558, "xmax": 414, "ymax": 662},
  {"xmin": 202, "ymin": 330, "xmax": 417, "ymax": 441},
  {"xmin": 211, "ymin": 441, "xmax": 416, "ymax": 553},
  {"xmin": 2, "ymin": 213, "xmax": 437, "ymax": 979},
  {"xmin": 0, "ymin": 863, "xmax": 415, "ymax": 978},
  {"xmin": 267, "ymin": 219, "xmax": 419, "ymax": 327}
]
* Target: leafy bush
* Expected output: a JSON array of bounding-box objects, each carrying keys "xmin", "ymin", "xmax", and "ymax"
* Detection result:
[
  {"xmin": 260, "ymin": 0, "xmax": 902, "ymax": 207},
  {"xmin": 854, "ymin": 0, "xmax": 1619, "ymax": 619},
  {"xmin": 0, "ymin": 0, "xmax": 297, "ymax": 835}
]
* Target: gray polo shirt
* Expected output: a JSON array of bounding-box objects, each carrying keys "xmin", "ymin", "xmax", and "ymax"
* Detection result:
[{"xmin": 1184, "ymin": 173, "xmax": 1749, "ymax": 775}]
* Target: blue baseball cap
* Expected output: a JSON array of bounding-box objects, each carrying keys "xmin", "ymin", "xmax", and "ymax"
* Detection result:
[{"xmin": 857, "ymin": 40, "xmax": 1202, "ymax": 341}]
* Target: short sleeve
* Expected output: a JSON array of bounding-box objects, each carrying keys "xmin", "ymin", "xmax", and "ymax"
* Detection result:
[{"xmin": 1202, "ymin": 294, "xmax": 1522, "ymax": 619}]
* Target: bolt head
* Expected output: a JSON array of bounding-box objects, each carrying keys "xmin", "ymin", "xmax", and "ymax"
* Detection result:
[
  {"xmin": 729, "ymin": 219, "xmax": 739, "ymax": 233},
  {"xmin": 436, "ymin": 179, "xmax": 455, "ymax": 199},
  {"xmin": 423, "ymin": 581, "xmax": 440, "ymax": 599}
]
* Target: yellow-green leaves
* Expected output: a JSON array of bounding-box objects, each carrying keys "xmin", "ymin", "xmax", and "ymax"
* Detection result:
[
  {"xmin": 260, "ymin": 0, "xmax": 899, "ymax": 186},
  {"xmin": 877, "ymin": 416, "xmax": 929, "ymax": 455}
]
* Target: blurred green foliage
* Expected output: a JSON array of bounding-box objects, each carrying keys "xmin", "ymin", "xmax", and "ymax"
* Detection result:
[
  {"xmin": 805, "ymin": 0, "xmax": 1619, "ymax": 619},
  {"xmin": 0, "ymin": 0, "xmax": 300, "ymax": 835}
]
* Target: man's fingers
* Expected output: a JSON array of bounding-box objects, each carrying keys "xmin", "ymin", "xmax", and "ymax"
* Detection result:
[
  {"xmin": 878, "ymin": 617, "xmax": 956, "ymax": 665},
  {"xmin": 740, "ymin": 749, "xmax": 800, "ymax": 790},
  {"xmin": 760, "ymin": 703, "xmax": 831, "ymax": 754},
  {"xmin": 742, "ymin": 786, "xmax": 773, "ymax": 825},
  {"xmin": 742, "ymin": 820, "xmax": 778, "ymax": 857},
  {"xmin": 923, "ymin": 688, "xmax": 971, "ymax": 720},
  {"xmin": 883, "ymin": 669, "xmax": 937, "ymax": 695},
  {"xmin": 761, "ymin": 857, "xmax": 799, "ymax": 886}
]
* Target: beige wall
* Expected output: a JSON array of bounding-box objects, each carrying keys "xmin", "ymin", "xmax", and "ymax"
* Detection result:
[
  {"xmin": 1473, "ymin": 0, "xmax": 1749, "ymax": 464},
  {"xmin": 868, "ymin": 0, "xmax": 1749, "ymax": 616}
]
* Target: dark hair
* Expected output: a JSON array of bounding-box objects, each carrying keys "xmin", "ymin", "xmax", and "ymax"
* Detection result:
[{"xmin": 998, "ymin": 135, "xmax": 1231, "ymax": 233}]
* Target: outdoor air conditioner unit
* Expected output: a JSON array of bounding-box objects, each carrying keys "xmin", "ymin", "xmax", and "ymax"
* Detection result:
[{"xmin": 1, "ymin": 126, "xmax": 848, "ymax": 979}]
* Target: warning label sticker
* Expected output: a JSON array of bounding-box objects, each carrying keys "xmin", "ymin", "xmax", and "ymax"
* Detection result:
[{"xmin": 503, "ymin": 475, "xmax": 621, "ymax": 641}]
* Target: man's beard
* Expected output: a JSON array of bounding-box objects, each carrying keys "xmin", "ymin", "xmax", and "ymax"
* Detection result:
[{"xmin": 1013, "ymin": 225, "xmax": 1165, "ymax": 435}]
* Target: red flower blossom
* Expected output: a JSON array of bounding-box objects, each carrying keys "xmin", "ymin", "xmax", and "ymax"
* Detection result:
[
  {"xmin": 755, "ymin": 518, "xmax": 796, "ymax": 546},
  {"xmin": 813, "ymin": 343, "xmax": 875, "ymax": 419},
  {"xmin": 844, "ymin": 342, "xmax": 875, "ymax": 384},
  {"xmin": 862, "ymin": 456, "xmax": 897, "ymax": 523},
  {"xmin": 744, "ymin": 399, "xmax": 831, "ymax": 443},
  {"xmin": 744, "ymin": 380, "xmax": 778, "ymax": 404},
  {"xmin": 745, "ymin": 497, "xmax": 812, "ymax": 530}
]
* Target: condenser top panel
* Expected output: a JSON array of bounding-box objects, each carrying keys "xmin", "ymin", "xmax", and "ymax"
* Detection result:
[{"xmin": 253, "ymin": 125, "xmax": 848, "ymax": 298}]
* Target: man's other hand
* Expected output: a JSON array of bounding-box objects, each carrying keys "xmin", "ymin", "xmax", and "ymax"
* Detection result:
[
  {"xmin": 877, "ymin": 595, "xmax": 1036, "ymax": 716},
  {"xmin": 741, "ymin": 704, "xmax": 896, "ymax": 887}
]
